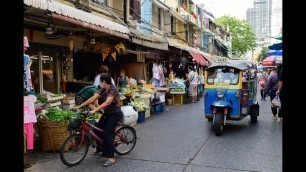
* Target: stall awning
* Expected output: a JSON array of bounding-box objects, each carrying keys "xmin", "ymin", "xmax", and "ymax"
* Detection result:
[
  {"xmin": 129, "ymin": 28, "xmax": 168, "ymax": 50},
  {"xmin": 201, "ymin": 52, "xmax": 214, "ymax": 63},
  {"xmin": 24, "ymin": 0, "xmax": 130, "ymax": 39},
  {"xmin": 189, "ymin": 51, "xmax": 208, "ymax": 66},
  {"xmin": 262, "ymin": 56, "xmax": 282, "ymax": 66},
  {"xmin": 266, "ymin": 50, "xmax": 282, "ymax": 56},
  {"xmin": 167, "ymin": 38, "xmax": 209, "ymax": 66},
  {"xmin": 268, "ymin": 42, "xmax": 282, "ymax": 50}
]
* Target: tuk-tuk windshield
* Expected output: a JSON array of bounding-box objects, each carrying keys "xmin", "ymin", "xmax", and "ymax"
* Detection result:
[{"xmin": 207, "ymin": 67, "xmax": 239, "ymax": 85}]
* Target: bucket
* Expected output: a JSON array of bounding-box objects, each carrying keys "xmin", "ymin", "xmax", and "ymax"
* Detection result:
[
  {"xmin": 137, "ymin": 111, "xmax": 145, "ymax": 123},
  {"xmin": 153, "ymin": 103, "xmax": 164, "ymax": 114},
  {"xmin": 166, "ymin": 99, "xmax": 172, "ymax": 105}
]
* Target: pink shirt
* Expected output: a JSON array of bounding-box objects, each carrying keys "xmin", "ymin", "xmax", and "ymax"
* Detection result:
[{"xmin": 24, "ymin": 95, "xmax": 37, "ymax": 123}]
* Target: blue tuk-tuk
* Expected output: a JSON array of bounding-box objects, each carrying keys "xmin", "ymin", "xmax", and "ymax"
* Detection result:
[{"xmin": 204, "ymin": 58, "xmax": 259, "ymax": 136}]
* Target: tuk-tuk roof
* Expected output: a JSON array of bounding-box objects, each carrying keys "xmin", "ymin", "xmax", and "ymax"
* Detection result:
[{"xmin": 207, "ymin": 58, "xmax": 256, "ymax": 70}]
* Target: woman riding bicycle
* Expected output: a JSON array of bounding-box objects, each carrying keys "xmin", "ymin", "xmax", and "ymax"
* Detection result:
[{"xmin": 75, "ymin": 73, "xmax": 122, "ymax": 167}]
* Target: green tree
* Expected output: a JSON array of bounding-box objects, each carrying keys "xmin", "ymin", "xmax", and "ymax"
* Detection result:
[
  {"xmin": 215, "ymin": 16, "xmax": 257, "ymax": 55},
  {"xmin": 257, "ymin": 47, "xmax": 269, "ymax": 63}
]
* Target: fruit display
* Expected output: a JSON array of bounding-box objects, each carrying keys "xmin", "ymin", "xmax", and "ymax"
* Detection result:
[
  {"xmin": 168, "ymin": 78, "xmax": 185, "ymax": 88},
  {"xmin": 130, "ymin": 101, "xmax": 149, "ymax": 112},
  {"xmin": 120, "ymin": 95, "xmax": 126, "ymax": 100},
  {"xmin": 123, "ymin": 89, "xmax": 133, "ymax": 95},
  {"xmin": 141, "ymin": 87, "xmax": 154, "ymax": 93},
  {"xmin": 170, "ymin": 87, "xmax": 185, "ymax": 93}
]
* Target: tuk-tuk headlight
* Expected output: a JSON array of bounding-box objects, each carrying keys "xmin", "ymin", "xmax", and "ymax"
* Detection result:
[
  {"xmin": 235, "ymin": 91, "xmax": 241, "ymax": 98},
  {"xmin": 217, "ymin": 90, "xmax": 224, "ymax": 98}
]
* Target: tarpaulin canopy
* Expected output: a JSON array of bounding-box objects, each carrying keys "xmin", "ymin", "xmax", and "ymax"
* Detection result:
[
  {"xmin": 189, "ymin": 51, "xmax": 209, "ymax": 66},
  {"xmin": 266, "ymin": 50, "xmax": 282, "ymax": 56},
  {"xmin": 268, "ymin": 43, "xmax": 282, "ymax": 50},
  {"xmin": 262, "ymin": 56, "xmax": 282, "ymax": 66}
]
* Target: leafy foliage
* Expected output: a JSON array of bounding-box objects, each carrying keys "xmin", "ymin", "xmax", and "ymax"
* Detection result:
[
  {"xmin": 257, "ymin": 47, "xmax": 269, "ymax": 62},
  {"xmin": 215, "ymin": 16, "xmax": 257, "ymax": 55}
]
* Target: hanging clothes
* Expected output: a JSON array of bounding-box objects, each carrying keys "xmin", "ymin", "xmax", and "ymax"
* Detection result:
[
  {"xmin": 152, "ymin": 63, "xmax": 161, "ymax": 87},
  {"xmin": 158, "ymin": 64, "xmax": 164, "ymax": 86},
  {"xmin": 24, "ymin": 94, "xmax": 37, "ymax": 150},
  {"xmin": 24, "ymin": 123, "xmax": 35, "ymax": 150},
  {"xmin": 24, "ymin": 54, "xmax": 32, "ymax": 91}
]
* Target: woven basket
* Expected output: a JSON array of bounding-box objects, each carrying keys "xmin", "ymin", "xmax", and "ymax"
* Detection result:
[{"xmin": 37, "ymin": 114, "xmax": 70, "ymax": 152}]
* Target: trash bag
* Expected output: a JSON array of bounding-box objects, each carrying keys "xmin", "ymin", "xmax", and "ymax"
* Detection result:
[{"xmin": 272, "ymin": 96, "xmax": 281, "ymax": 108}]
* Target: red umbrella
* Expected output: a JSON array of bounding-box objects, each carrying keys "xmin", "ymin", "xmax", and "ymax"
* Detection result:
[{"xmin": 262, "ymin": 56, "xmax": 282, "ymax": 66}]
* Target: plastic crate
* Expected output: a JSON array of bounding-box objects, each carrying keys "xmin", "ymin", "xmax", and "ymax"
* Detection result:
[{"xmin": 172, "ymin": 94, "xmax": 183, "ymax": 105}]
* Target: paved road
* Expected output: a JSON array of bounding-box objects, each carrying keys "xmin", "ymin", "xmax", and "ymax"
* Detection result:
[{"xmin": 25, "ymin": 93, "xmax": 282, "ymax": 172}]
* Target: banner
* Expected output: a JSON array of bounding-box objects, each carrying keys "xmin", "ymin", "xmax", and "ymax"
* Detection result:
[
  {"xmin": 102, "ymin": 53, "xmax": 107, "ymax": 62},
  {"xmin": 114, "ymin": 44, "xmax": 120, "ymax": 52},
  {"xmin": 105, "ymin": 48, "xmax": 110, "ymax": 54},
  {"xmin": 94, "ymin": 42, "xmax": 103, "ymax": 52},
  {"xmin": 119, "ymin": 42, "xmax": 126, "ymax": 50},
  {"xmin": 111, "ymin": 52, "xmax": 116, "ymax": 61}
]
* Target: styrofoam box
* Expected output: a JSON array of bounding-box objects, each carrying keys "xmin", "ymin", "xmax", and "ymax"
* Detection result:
[
  {"xmin": 121, "ymin": 106, "xmax": 138, "ymax": 126},
  {"xmin": 145, "ymin": 108, "xmax": 150, "ymax": 118},
  {"xmin": 62, "ymin": 99, "xmax": 75, "ymax": 105}
]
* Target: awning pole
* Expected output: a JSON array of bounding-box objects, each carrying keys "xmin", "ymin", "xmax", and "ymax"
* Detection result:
[{"xmin": 38, "ymin": 51, "xmax": 43, "ymax": 94}]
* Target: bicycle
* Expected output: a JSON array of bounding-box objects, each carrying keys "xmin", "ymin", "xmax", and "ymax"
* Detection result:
[{"xmin": 60, "ymin": 110, "xmax": 137, "ymax": 167}]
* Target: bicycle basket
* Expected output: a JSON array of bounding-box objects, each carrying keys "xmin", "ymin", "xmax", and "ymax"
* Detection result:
[{"xmin": 68, "ymin": 117, "xmax": 82, "ymax": 130}]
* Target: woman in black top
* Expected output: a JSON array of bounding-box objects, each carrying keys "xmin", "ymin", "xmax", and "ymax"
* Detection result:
[{"xmin": 76, "ymin": 73, "xmax": 123, "ymax": 167}]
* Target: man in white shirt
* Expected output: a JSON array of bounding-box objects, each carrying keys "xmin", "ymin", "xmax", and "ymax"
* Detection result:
[
  {"xmin": 185, "ymin": 66, "xmax": 198, "ymax": 103},
  {"xmin": 94, "ymin": 65, "xmax": 115, "ymax": 87},
  {"xmin": 199, "ymin": 69, "xmax": 205, "ymax": 98}
]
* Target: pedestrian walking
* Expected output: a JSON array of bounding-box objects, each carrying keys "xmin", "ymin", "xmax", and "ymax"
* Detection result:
[{"xmin": 265, "ymin": 68, "xmax": 280, "ymax": 120}]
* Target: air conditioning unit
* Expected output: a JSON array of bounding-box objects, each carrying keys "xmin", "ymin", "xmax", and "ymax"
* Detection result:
[
  {"xmin": 128, "ymin": 20, "xmax": 139, "ymax": 28},
  {"xmin": 183, "ymin": 14, "xmax": 190, "ymax": 21},
  {"xmin": 178, "ymin": 7, "xmax": 184, "ymax": 14},
  {"xmin": 75, "ymin": 0, "xmax": 92, "ymax": 12},
  {"xmin": 164, "ymin": 32, "xmax": 171, "ymax": 37}
]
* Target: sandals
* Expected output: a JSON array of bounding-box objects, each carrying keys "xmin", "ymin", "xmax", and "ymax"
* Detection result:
[{"xmin": 103, "ymin": 159, "xmax": 116, "ymax": 167}]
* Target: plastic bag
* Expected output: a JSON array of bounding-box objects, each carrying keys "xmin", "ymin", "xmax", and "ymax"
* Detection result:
[{"xmin": 272, "ymin": 96, "xmax": 281, "ymax": 108}]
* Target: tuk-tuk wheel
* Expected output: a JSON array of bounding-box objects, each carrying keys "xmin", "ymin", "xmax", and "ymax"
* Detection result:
[
  {"xmin": 251, "ymin": 107, "xmax": 258, "ymax": 123},
  {"xmin": 214, "ymin": 113, "xmax": 224, "ymax": 136}
]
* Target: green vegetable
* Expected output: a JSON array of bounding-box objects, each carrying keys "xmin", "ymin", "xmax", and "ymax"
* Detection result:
[{"xmin": 45, "ymin": 108, "xmax": 77, "ymax": 123}]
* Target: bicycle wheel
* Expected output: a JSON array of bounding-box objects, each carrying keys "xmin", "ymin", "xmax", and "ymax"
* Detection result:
[
  {"xmin": 60, "ymin": 134, "xmax": 90, "ymax": 167},
  {"xmin": 114, "ymin": 126, "xmax": 137, "ymax": 155}
]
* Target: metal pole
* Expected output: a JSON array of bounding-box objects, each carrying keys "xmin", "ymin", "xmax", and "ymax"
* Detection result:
[
  {"xmin": 38, "ymin": 51, "xmax": 43, "ymax": 94},
  {"xmin": 55, "ymin": 53, "xmax": 61, "ymax": 93}
]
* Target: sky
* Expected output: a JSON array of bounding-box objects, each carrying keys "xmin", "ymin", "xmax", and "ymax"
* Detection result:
[{"xmin": 192, "ymin": 0, "xmax": 254, "ymax": 20}]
